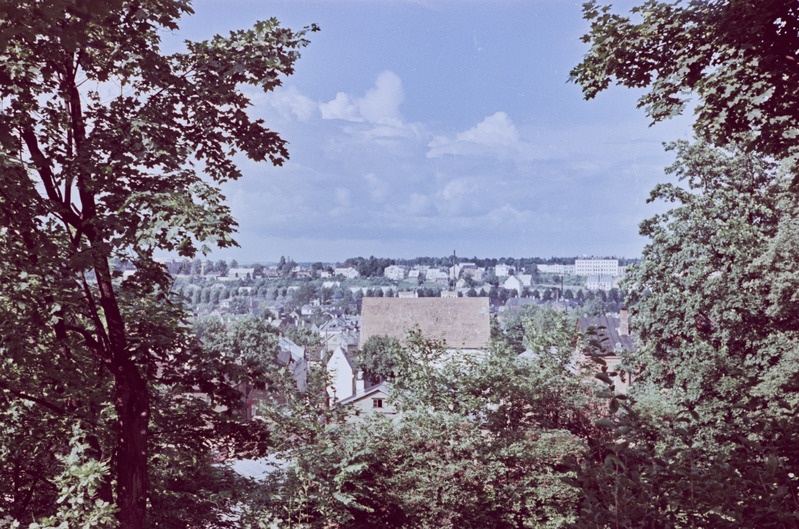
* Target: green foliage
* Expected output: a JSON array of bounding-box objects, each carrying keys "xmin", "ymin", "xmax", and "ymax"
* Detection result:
[
  {"xmin": 28, "ymin": 424, "xmax": 118, "ymax": 529},
  {"xmin": 0, "ymin": 1, "xmax": 315, "ymax": 526},
  {"xmin": 571, "ymin": 0, "xmax": 799, "ymax": 169},
  {"xmin": 247, "ymin": 329, "xmax": 599, "ymax": 528},
  {"xmin": 572, "ymin": 141, "xmax": 799, "ymax": 527},
  {"xmin": 352, "ymin": 335, "xmax": 404, "ymax": 384}
]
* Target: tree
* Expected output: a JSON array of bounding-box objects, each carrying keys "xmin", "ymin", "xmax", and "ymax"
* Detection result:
[
  {"xmin": 215, "ymin": 259, "xmax": 229, "ymax": 277},
  {"xmin": 353, "ymin": 335, "xmax": 405, "ymax": 385},
  {"xmin": 571, "ymin": 0, "xmax": 799, "ymax": 172},
  {"xmin": 574, "ymin": 141, "xmax": 799, "ymax": 527},
  {"xmin": 0, "ymin": 2, "xmax": 315, "ymax": 527},
  {"xmin": 252, "ymin": 331, "xmax": 596, "ymax": 528}
]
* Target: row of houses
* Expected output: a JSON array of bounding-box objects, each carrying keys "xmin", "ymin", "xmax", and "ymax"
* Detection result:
[
  {"xmin": 321, "ymin": 297, "xmax": 635, "ymax": 419},
  {"xmin": 230, "ymin": 293, "xmax": 636, "ymax": 420}
]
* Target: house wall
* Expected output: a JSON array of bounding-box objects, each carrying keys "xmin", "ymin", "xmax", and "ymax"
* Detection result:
[
  {"xmin": 326, "ymin": 349, "xmax": 354, "ymax": 402},
  {"xmin": 349, "ymin": 389, "xmax": 396, "ymax": 417}
]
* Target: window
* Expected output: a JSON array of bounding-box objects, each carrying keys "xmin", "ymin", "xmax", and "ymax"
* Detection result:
[{"xmin": 372, "ymin": 398, "xmax": 383, "ymax": 409}]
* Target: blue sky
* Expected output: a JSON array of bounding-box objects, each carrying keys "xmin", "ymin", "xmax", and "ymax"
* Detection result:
[{"xmin": 167, "ymin": 0, "xmax": 693, "ymax": 264}]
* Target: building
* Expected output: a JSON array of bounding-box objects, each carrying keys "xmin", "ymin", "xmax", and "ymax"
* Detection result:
[
  {"xmin": 585, "ymin": 275, "xmax": 615, "ymax": 291},
  {"xmin": 334, "ymin": 266, "xmax": 360, "ymax": 279},
  {"xmin": 575, "ymin": 259, "xmax": 619, "ymax": 277},
  {"xmin": 337, "ymin": 381, "xmax": 396, "ymax": 418},
  {"xmin": 494, "ymin": 263, "xmax": 513, "ymax": 277},
  {"xmin": 537, "ymin": 263, "xmax": 576, "ymax": 275},
  {"xmin": 326, "ymin": 345, "xmax": 355, "ymax": 403},
  {"xmin": 503, "ymin": 274, "xmax": 532, "ymax": 296},
  {"xmin": 574, "ymin": 309, "xmax": 635, "ymax": 394},
  {"xmin": 384, "ymin": 265, "xmax": 407, "ymax": 281},
  {"xmin": 359, "ymin": 297, "xmax": 490, "ymax": 350}
]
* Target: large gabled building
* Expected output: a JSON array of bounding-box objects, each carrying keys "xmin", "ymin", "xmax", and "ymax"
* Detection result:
[{"xmin": 359, "ymin": 297, "xmax": 491, "ymax": 351}]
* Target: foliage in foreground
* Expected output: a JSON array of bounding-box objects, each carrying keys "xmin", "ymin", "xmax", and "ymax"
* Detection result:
[
  {"xmin": 0, "ymin": 1, "xmax": 314, "ymax": 527},
  {"xmin": 242, "ymin": 330, "xmax": 601, "ymax": 529}
]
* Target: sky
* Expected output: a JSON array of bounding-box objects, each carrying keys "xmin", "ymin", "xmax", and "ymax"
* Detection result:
[{"xmin": 164, "ymin": 0, "xmax": 694, "ymax": 264}]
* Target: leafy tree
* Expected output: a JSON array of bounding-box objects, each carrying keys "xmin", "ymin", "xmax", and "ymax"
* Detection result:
[
  {"xmin": 255, "ymin": 331, "xmax": 596, "ymax": 528},
  {"xmin": 575, "ymin": 140, "xmax": 799, "ymax": 528},
  {"xmin": 571, "ymin": 0, "xmax": 799, "ymax": 176},
  {"xmin": 0, "ymin": 2, "xmax": 314, "ymax": 527},
  {"xmin": 580, "ymin": 297, "xmax": 607, "ymax": 317},
  {"xmin": 287, "ymin": 282, "xmax": 318, "ymax": 311},
  {"xmin": 283, "ymin": 325, "xmax": 324, "ymax": 351},
  {"xmin": 216, "ymin": 259, "xmax": 229, "ymax": 277}
]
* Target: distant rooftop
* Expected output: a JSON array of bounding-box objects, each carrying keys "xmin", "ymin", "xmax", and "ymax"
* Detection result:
[{"xmin": 359, "ymin": 297, "xmax": 490, "ymax": 350}]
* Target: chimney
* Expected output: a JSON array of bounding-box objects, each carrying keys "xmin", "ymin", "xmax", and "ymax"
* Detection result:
[
  {"xmin": 619, "ymin": 308, "xmax": 629, "ymax": 336},
  {"xmin": 355, "ymin": 371, "xmax": 365, "ymax": 395}
]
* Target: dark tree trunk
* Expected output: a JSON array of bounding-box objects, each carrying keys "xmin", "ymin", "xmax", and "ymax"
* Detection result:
[
  {"xmin": 114, "ymin": 358, "xmax": 149, "ymax": 529},
  {"xmin": 93, "ymin": 253, "xmax": 150, "ymax": 529}
]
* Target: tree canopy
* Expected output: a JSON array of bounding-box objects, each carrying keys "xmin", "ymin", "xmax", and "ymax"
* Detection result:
[
  {"xmin": 571, "ymin": 0, "xmax": 799, "ymax": 169},
  {"xmin": 0, "ymin": 1, "xmax": 314, "ymax": 527}
]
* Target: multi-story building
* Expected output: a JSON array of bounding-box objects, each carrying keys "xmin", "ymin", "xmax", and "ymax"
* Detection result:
[
  {"xmin": 575, "ymin": 259, "xmax": 619, "ymax": 277},
  {"xmin": 334, "ymin": 266, "xmax": 360, "ymax": 279},
  {"xmin": 536, "ymin": 263, "xmax": 576, "ymax": 275}
]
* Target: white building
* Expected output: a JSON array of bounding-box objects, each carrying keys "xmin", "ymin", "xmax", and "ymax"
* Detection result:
[
  {"xmin": 494, "ymin": 263, "xmax": 513, "ymax": 277},
  {"xmin": 425, "ymin": 268, "xmax": 449, "ymax": 282},
  {"xmin": 334, "ymin": 266, "xmax": 360, "ymax": 279},
  {"xmin": 326, "ymin": 346, "xmax": 354, "ymax": 402},
  {"xmin": 384, "ymin": 265, "xmax": 407, "ymax": 281},
  {"xmin": 575, "ymin": 259, "xmax": 619, "ymax": 277},
  {"xmin": 503, "ymin": 274, "xmax": 532, "ymax": 295},
  {"xmin": 537, "ymin": 264, "xmax": 576, "ymax": 275},
  {"xmin": 586, "ymin": 275, "xmax": 615, "ymax": 291}
]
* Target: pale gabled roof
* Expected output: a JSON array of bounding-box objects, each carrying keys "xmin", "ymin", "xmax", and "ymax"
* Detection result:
[
  {"xmin": 337, "ymin": 381, "xmax": 393, "ymax": 406},
  {"xmin": 359, "ymin": 297, "xmax": 490, "ymax": 349}
]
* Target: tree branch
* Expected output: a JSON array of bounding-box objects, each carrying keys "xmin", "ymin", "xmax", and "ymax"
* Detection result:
[{"xmin": 0, "ymin": 379, "xmax": 65, "ymax": 415}]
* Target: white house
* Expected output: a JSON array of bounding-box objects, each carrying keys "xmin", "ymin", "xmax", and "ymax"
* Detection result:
[
  {"xmin": 384, "ymin": 265, "xmax": 407, "ymax": 281},
  {"xmin": 586, "ymin": 275, "xmax": 615, "ymax": 291},
  {"xmin": 326, "ymin": 346, "xmax": 355, "ymax": 403},
  {"xmin": 495, "ymin": 263, "xmax": 513, "ymax": 277},
  {"xmin": 334, "ymin": 267, "xmax": 360, "ymax": 279},
  {"xmin": 502, "ymin": 274, "xmax": 532, "ymax": 295},
  {"xmin": 338, "ymin": 381, "xmax": 396, "ymax": 419},
  {"xmin": 424, "ymin": 268, "xmax": 449, "ymax": 282}
]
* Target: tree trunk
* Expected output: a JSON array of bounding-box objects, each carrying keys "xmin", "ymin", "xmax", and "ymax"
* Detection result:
[{"xmin": 114, "ymin": 357, "xmax": 149, "ymax": 529}]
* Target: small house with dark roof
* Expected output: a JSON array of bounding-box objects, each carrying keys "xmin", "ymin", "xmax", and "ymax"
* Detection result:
[
  {"xmin": 359, "ymin": 297, "xmax": 490, "ymax": 351},
  {"xmin": 575, "ymin": 308, "xmax": 635, "ymax": 393}
]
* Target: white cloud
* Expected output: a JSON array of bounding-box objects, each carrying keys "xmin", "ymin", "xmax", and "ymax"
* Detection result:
[
  {"xmin": 267, "ymin": 86, "xmax": 317, "ymax": 122},
  {"xmin": 427, "ymin": 111, "xmax": 548, "ymax": 161},
  {"xmin": 320, "ymin": 71, "xmax": 404, "ymax": 125},
  {"xmin": 358, "ymin": 71, "xmax": 404, "ymax": 124},
  {"xmin": 334, "ymin": 187, "xmax": 352, "ymax": 208},
  {"xmin": 364, "ymin": 172, "xmax": 389, "ymax": 202},
  {"xmin": 320, "ymin": 92, "xmax": 362, "ymax": 122}
]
